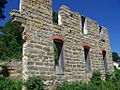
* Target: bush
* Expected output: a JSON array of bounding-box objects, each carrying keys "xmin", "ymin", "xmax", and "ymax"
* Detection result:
[
  {"xmin": 113, "ymin": 67, "xmax": 120, "ymax": 90},
  {"xmin": 90, "ymin": 70, "xmax": 102, "ymax": 86},
  {"xmin": 56, "ymin": 82, "xmax": 83, "ymax": 90},
  {"xmin": 56, "ymin": 69, "xmax": 120, "ymax": 90},
  {"xmin": 56, "ymin": 81, "xmax": 99, "ymax": 90},
  {"xmin": 0, "ymin": 77, "xmax": 22, "ymax": 90},
  {"xmin": 25, "ymin": 76, "xmax": 45, "ymax": 90},
  {"xmin": 1, "ymin": 69, "xmax": 120, "ymax": 90}
]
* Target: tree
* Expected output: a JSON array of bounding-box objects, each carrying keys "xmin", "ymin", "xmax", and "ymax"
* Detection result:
[
  {"xmin": 0, "ymin": 0, "xmax": 7, "ymax": 20},
  {"xmin": 0, "ymin": 20, "xmax": 24, "ymax": 61},
  {"xmin": 112, "ymin": 52, "xmax": 120, "ymax": 61},
  {"xmin": 52, "ymin": 10, "xmax": 58, "ymax": 24}
]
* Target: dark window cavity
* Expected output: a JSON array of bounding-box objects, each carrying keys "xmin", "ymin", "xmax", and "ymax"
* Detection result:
[
  {"xmin": 84, "ymin": 47, "xmax": 91, "ymax": 73},
  {"xmin": 69, "ymin": 30, "xmax": 72, "ymax": 33},
  {"xmin": 99, "ymin": 26, "xmax": 105, "ymax": 42},
  {"xmin": 70, "ymin": 14, "xmax": 73, "ymax": 17},
  {"xmin": 81, "ymin": 16, "xmax": 88, "ymax": 34},
  {"xmin": 102, "ymin": 51, "xmax": 108, "ymax": 74},
  {"xmin": 81, "ymin": 16, "xmax": 85, "ymax": 33},
  {"xmin": 54, "ymin": 39, "xmax": 64, "ymax": 74}
]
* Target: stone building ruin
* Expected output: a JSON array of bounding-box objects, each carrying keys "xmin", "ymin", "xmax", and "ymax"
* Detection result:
[{"xmin": 10, "ymin": 0, "xmax": 114, "ymax": 85}]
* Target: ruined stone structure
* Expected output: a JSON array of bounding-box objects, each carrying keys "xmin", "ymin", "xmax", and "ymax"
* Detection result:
[
  {"xmin": 10, "ymin": 0, "xmax": 114, "ymax": 86},
  {"xmin": 0, "ymin": 61, "xmax": 22, "ymax": 79}
]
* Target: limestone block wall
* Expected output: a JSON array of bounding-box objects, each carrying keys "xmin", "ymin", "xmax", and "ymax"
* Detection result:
[
  {"xmin": 10, "ymin": 0, "xmax": 114, "ymax": 85},
  {"xmin": 0, "ymin": 61, "xmax": 22, "ymax": 79}
]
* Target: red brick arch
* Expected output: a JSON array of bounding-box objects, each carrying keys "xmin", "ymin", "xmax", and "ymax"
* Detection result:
[
  {"xmin": 50, "ymin": 34, "xmax": 67, "ymax": 43},
  {"xmin": 22, "ymin": 32, "xmax": 32, "ymax": 41},
  {"xmin": 101, "ymin": 47, "xmax": 106, "ymax": 52},
  {"xmin": 82, "ymin": 41, "xmax": 91, "ymax": 48}
]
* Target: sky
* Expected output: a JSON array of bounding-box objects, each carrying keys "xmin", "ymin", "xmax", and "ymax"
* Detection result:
[{"xmin": 0, "ymin": 0, "xmax": 120, "ymax": 55}]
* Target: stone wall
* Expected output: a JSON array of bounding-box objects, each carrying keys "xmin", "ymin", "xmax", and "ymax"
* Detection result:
[
  {"xmin": 10, "ymin": 0, "xmax": 114, "ymax": 86},
  {"xmin": 0, "ymin": 61, "xmax": 22, "ymax": 79}
]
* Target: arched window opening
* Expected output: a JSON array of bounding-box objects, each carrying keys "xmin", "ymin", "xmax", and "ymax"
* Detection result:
[
  {"xmin": 99, "ymin": 26, "xmax": 105, "ymax": 42},
  {"xmin": 54, "ymin": 39, "xmax": 64, "ymax": 74},
  {"xmin": 102, "ymin": 50, "xmax": 108, "ymax": 74},
  {"xmin": 81, "ymin": 16, "xmax": 88, "ymax": 34},
  {"xmin": 84, "ymin": 47, "xmax": 91, "ymax": 73}
]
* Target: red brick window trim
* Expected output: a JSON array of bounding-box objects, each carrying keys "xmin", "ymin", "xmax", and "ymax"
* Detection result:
[
  {"xmin": 22, "ymin": 32, "xmax": 32, "ymax": 41},
  {"xmin": 82, "ymin": 42, "xmax": 91, "ymax": 48},
  {"xmin": 50, "ymin": 34, "xmax": 67, "ymax": 43},
  {"xmin": 101, "ymin": 48, "xmax": 106, "ymax": 53}
]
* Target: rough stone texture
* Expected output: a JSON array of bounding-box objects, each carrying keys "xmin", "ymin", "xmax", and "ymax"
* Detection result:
[
  {"xmin": 10, "ymin": 0, "xmax": 114, "ymax": 86},
  {"xmin": 0, "ymin": 61, "xmax": 22, "ymax": 79}
]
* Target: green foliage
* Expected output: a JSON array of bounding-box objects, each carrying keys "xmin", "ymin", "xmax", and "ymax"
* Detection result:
[
  {"xmin": 25, "ymin": 76, "xmax": 45, "ymax": 90},
  {"xmin": 0, "ymin": 20, "xmax": 24, "ymax": 61},
  {"xmin": 0, "ymin": 0, "xmax": 7, "ymax": 19},
  {"xmin": 56, "ymin": 82, "xmax": 96, "ymax": 90},
  {"xmin": 56, "ymin": 69, "xmax": 120, "ymax": 90},
  {"xmin": 1, "ymin": 69, "xmax": 120, "ymax": 90},
  {"xmin": 52, "ymin": 10, "xmax": 58, "ymax": 24},
  {"xmin": 90, "ymin": 70, "xmax": 102, "ymax": 86},
  {"xmin": 0, "ymin": 77, "xmax": 22, "ymax": 90},
  {"xmin": 112, "ymin": 67, "xmax": 120, "ymax": 90},
  {"xmin": 112, "ymin": 52, "xmax": 120, "ymax": 61},
  {"xmin": 54, "ymin": 41, "xmax": 63, "ymax": 66},
  {"xmin": 0, "ymin": 76, "xmax": 44, "ymax": 90}
]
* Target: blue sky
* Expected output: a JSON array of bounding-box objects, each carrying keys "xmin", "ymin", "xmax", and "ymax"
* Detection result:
[{"xmin": 0, "ymin": 0, "xmax": 120, "ymax": 55}]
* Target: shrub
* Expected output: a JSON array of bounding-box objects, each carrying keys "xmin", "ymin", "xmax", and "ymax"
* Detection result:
[
  {"xmin": 113, "ymin": 67, "xmax": 120, "ymax": 90},
  {"xmin": 0, "ymin": 77, "xmax": 22, "ymax": 90},
  {"xmin": 56, "ymin": 69, "xmax": 120, "ymax": 90},
  {"xmin": 25, "ymin": 76, "xmax": 45, "ymax": 90},
  {"xmin": 1, "ymin": 69, "xmax": 120, "ymax": 90},
  {"xmin": 56, "ymin": 82, "xmax": 81, "ymax": 90},
  {"xmin": 90, "ymin": 70, "xmax": 102, "ymax": 86},
  {"xmin": 56, "ymin": 81, "xmax": 99, "ymax": 90}
]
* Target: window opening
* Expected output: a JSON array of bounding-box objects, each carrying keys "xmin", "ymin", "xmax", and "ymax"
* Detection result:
[
  {"xmin": 102, "ymin": 51, "xmax": 108, "ymax": 74},
  {"xmin": 99, "ymin": 26, "xmax": 105, "ymax": 42},
  {"xmin": 84, "ymin": 47, "xmax": 91, "ymax": 73},
  {"xmin": 81, "ymin": 16, "xmax": 88, "ymax": 34},
  {"xmin": 54, "ymin": 40, "xmax": 64, "ymax": 74}
]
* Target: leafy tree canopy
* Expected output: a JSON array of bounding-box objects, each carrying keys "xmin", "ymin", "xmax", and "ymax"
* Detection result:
[
  {"xmin": 0, "ymin": 20, "xmax": 24, "ymax": 61},
  {"xmin": 0, "ymin": 0, "xmax": 7, "ymax": 20},
  {"xmin": 112, "ymin": 52, "xmax": 120, "ymax": 61}
]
